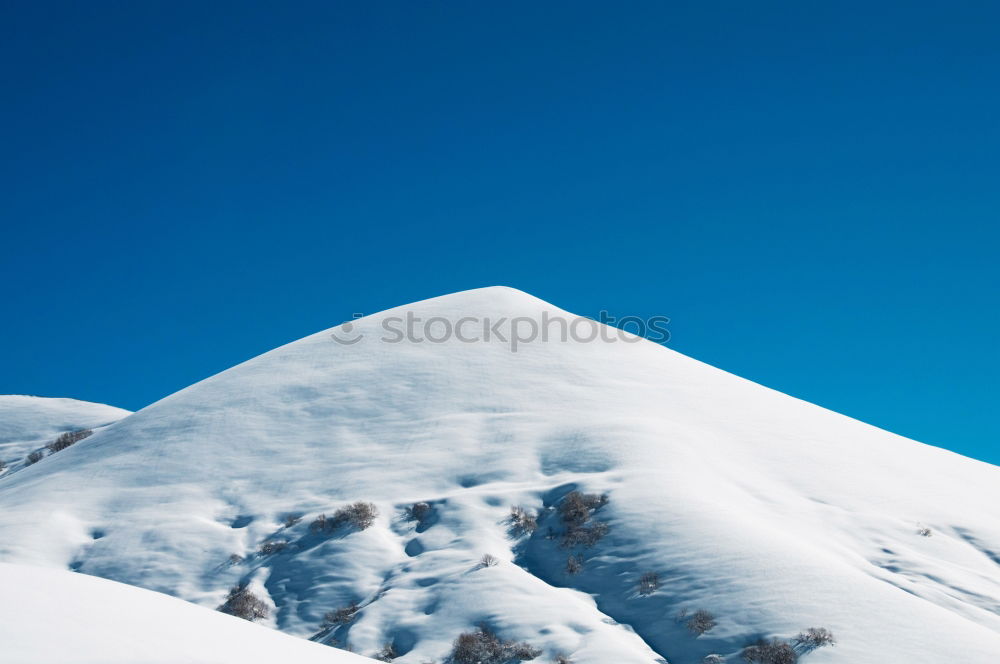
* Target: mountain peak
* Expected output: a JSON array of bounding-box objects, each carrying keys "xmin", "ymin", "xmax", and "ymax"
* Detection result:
[
  {"xmin": 1, "ymin": 292, "xmax": 998, "ymax": 663},
  {"xmin": 368, "ymin": 286, "xmax": 564, "ymax": 323}
]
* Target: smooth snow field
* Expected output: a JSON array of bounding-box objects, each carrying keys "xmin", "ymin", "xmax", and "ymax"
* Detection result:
[
  {"xmin": 1, "ymin": 287, "xmax": 998, "ymax": 663},
  {"xmin": 0, "ymin": 563, "xmax": 371, "ymax": 663}
]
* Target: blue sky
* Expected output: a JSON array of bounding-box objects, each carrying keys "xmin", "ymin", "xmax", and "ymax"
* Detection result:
[{"xmin": 2, "ymin": 2, "xmax": 998, "ymax": 465}]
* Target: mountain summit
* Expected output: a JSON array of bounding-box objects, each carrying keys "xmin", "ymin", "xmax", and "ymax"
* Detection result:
[{"xmin": 1, "ymin": 287, "xmax": 998, "ymax": 663}]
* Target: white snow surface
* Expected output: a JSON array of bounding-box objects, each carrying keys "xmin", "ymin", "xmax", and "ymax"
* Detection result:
[
  {"xmin": 0, "ymin": 562, "xmax": 370, "ymax": 664},
  {"xmin": 1, "ymin": 287, "xmax": 998, "ymax": 663}
]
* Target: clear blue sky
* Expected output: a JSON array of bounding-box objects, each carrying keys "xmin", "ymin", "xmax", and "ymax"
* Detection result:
[{"xmin": 2, "ymin": 2, "xmax": 997, "ymax": 465}]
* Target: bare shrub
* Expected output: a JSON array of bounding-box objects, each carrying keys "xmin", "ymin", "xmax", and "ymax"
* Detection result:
[
  {"xmin": 452, "ymin": 627, "xmax": 502, "ymax": 664},
  {"xmin": 0, "ymin": 459, "xmax": 6, "ymax": 472},
  {"xmin": 258, "ymin": 540, "xmax": 288, "ymax": 555},
  {"xmin": 375, "ymin": 642, "xmax": 398, "ymax": 661},
  {"xmin": 558, "ymin": 491, "xmax": 609, "ymax": 548},
  {"xmin": 558, "ymin": 493, "xmax": 587, "ymax": 527},
  {"xmin": 25, "ymin": 449, "xmax": 45, "ymax": 465},
  {"xmin": 565, "ymin": 554, "xmax": 583, "ymax": 575},
  {"xmin": 218, "ymin": 584, "xmax": 269, "ymax": 621},
  {"xmin": 408, "ymin": 501, "xmax": 432, "ymax": 522},
  {"xmin": 309, "ymin": 503, "xmax": 377, "ymax": 532},
  {"xmin": 333, "ymin": 501, "xmax": 378, "ymax": 530},
  {"xmin": 794, "ymin": 627, "xmax": 835, "ymax": 650},
  {"xmin": 686, "ymin": 609, "xmax": 717, "ymax": 635},
  {"xmin": 703, "ymin": 655, "xmax": 724, "ymax": 664},
  {"xmin": 555, "ymin": 655, "xmax": 573, "ymax": 664},
  {"xmin": 508, "ymin": 641, "xmax": 543, "ymax": 660},
  {"xmin": 283, "ymin": 514, "xmax": 302, "ymax": 528},
  {"xmin": 47, "ymin": 429, "xmax": 93, "ymax": 453},
  {"xmin": 480, "ymin": 553, "xmax": 500, "ymax": 568},
  {"xmin": 310, "ymin": 513, "xmax": 330, "ymax": 533},
  {"xmin": 742, "ymin": 638, "xmax": 797, "ymax": 664},
  {"xmin": 323, "ymin": 602, "xmax": 360, "ymax": 626},
  {"xmin": 227, "ymin": 553, "xmax": 244, "ymax": 565},
  {"xmin": 558, "ymin": 491, "xmax": 607, "ymax": 528},
  {"xmin": 451, "ymin": 624, "xmax": 541, "ymax": 664},
  {"xmin": 561, "ymin": 522, "xmax": 609, "ymax": 547},
  {"xmin": 638, "ymin": 571, "xmax": 660, "ymax": 596},
  {"xmin": 509, "ymin": 505, "xmax": 538, "ymax": 535},
  {"xmin": 917, "ymin": 524, "xmax": 932, "ymax": 537}
]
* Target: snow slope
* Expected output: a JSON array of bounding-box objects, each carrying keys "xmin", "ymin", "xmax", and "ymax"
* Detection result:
[
  {"xmin": 1, "ymin": 287, "xmax": 998, "ymax": 663},
  {"xmin": 0, "ymin": 395, "xmax": 130, "ymax": 474},
  {"xmin": 0, "ymin": 562, "xmax": 371, "ymax": 664}
]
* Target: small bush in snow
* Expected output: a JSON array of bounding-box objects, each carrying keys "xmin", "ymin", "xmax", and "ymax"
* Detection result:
[
  {"xmin": 703, "ymin": 655, "xmax": 724, "ymax": 664},
  {"xmin": 508, "ymin": 641, "xmax": 543, "ymax": 661},
  {"xmin": 561, "ymin": 522, "xmax": 609, "ymax": 548},
  {"xmin": 309, "ymin": 502, "xmax": 378, "ymax": 532},
  {"xmin": 558, "ymin": 491, "xmax": 607, "ymax": 528},
  {"xmin": 558, "ymin": 491, "xmax": 609, "ymax": 548},
  {"xmin": 794, "ymin": 627, "xmax": 835, "ymax": 650},
  {"xmin": 25, "ymin": 449, "xmax": 45, "ymax": 465},
  {"xmin": 0, "ymin": 459, "xmax": 6, "ymax": 472},
  {"xmin": 46, "ymin": 428, "xmax": 92, "ymax": 453},
  {"xmin": 333, "ymin": 501, "xmax": 378, "ymax": 530},
  {"xmin": 218, "ymin": 584, "xmax": 269, "ymax": 621},
  {"xmin": 686, "ymin": 609, "xmax": 717, "ymax": 635},
  {"xmin": 554, "ymin": 654, "xmax": 573, "ymax": 664},
  {"xmin": 565, "ymin": 554, "xmax": 583, "ymax": 575},
  {"xmin": 451, "ymin": 624, "xmax": 541, "ymax": 664},
  {"xmin": 917, "ymin": 524, "xmax": 932, "ymax": 537},
  {"xmin": 227, "ymin": 553, "xmax": 244, "ymax": 565},
  {"xmin": 451, "ymin": 627, "xmax": 502, "ymax": 664},
  {"xmin": 741, "ymin": 638, "xmax": 797, "ymax": 664},
  {"xmin": 323, "ymin": 602, "xmax": 360, "ymax": 626},
  {"xmin": 638, "ymin": 571, "xmax": 660, "ymax": 596},
  {"xmin": 408, "ymin": 501, "xmax": 432, "ymax": 522},
  {"xmin": 480, "ymin": 553, "xmax": 500, "ymax": 568},
  {"xmin": 283, "ymin": 514, "xmax": 302, "ymax": 528},
  {"xmin": 375, "ymin": 642, "xmax": 398, "ymax": 661},
  {"xmin": 258, "ymin": 540, "xmax": 288, "ymax": 555},
  {"xmin": 509, "ymin": 505, "xmax": 538, "ymax": 535}
]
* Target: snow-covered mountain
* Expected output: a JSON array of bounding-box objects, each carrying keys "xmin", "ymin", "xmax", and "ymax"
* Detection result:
[{"xmin": 1, "ymin": 287, "xmax": 998, "ymax": 663}]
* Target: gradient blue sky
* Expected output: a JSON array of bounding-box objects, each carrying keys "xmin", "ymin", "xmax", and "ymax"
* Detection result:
[{"xmin": 2, "ymin": 2, "xmax": 998, "ymax": 464}]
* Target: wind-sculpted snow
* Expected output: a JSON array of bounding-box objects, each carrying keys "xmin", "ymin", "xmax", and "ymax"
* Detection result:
[{"xmin": 0, "ymin": 287, "xmax": 998, "ymax": 662}]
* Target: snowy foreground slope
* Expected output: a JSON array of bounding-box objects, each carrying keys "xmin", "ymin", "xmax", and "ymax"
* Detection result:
[
  {"xmin": 0, "ymin": 563, "xmax": 370, "ymax": 664},
  {"xmin": 1, "ymin": 287, "xmax": 999, "ymax": 663}
]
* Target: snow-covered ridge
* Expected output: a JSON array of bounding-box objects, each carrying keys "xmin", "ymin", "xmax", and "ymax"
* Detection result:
[
  {"xmin": 0, "ymin": 287, "xmax": 998, "ymax": 663},
  {"xmin": 0, "ymin": 395, "xmax": 130, "ymax": 475}
]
